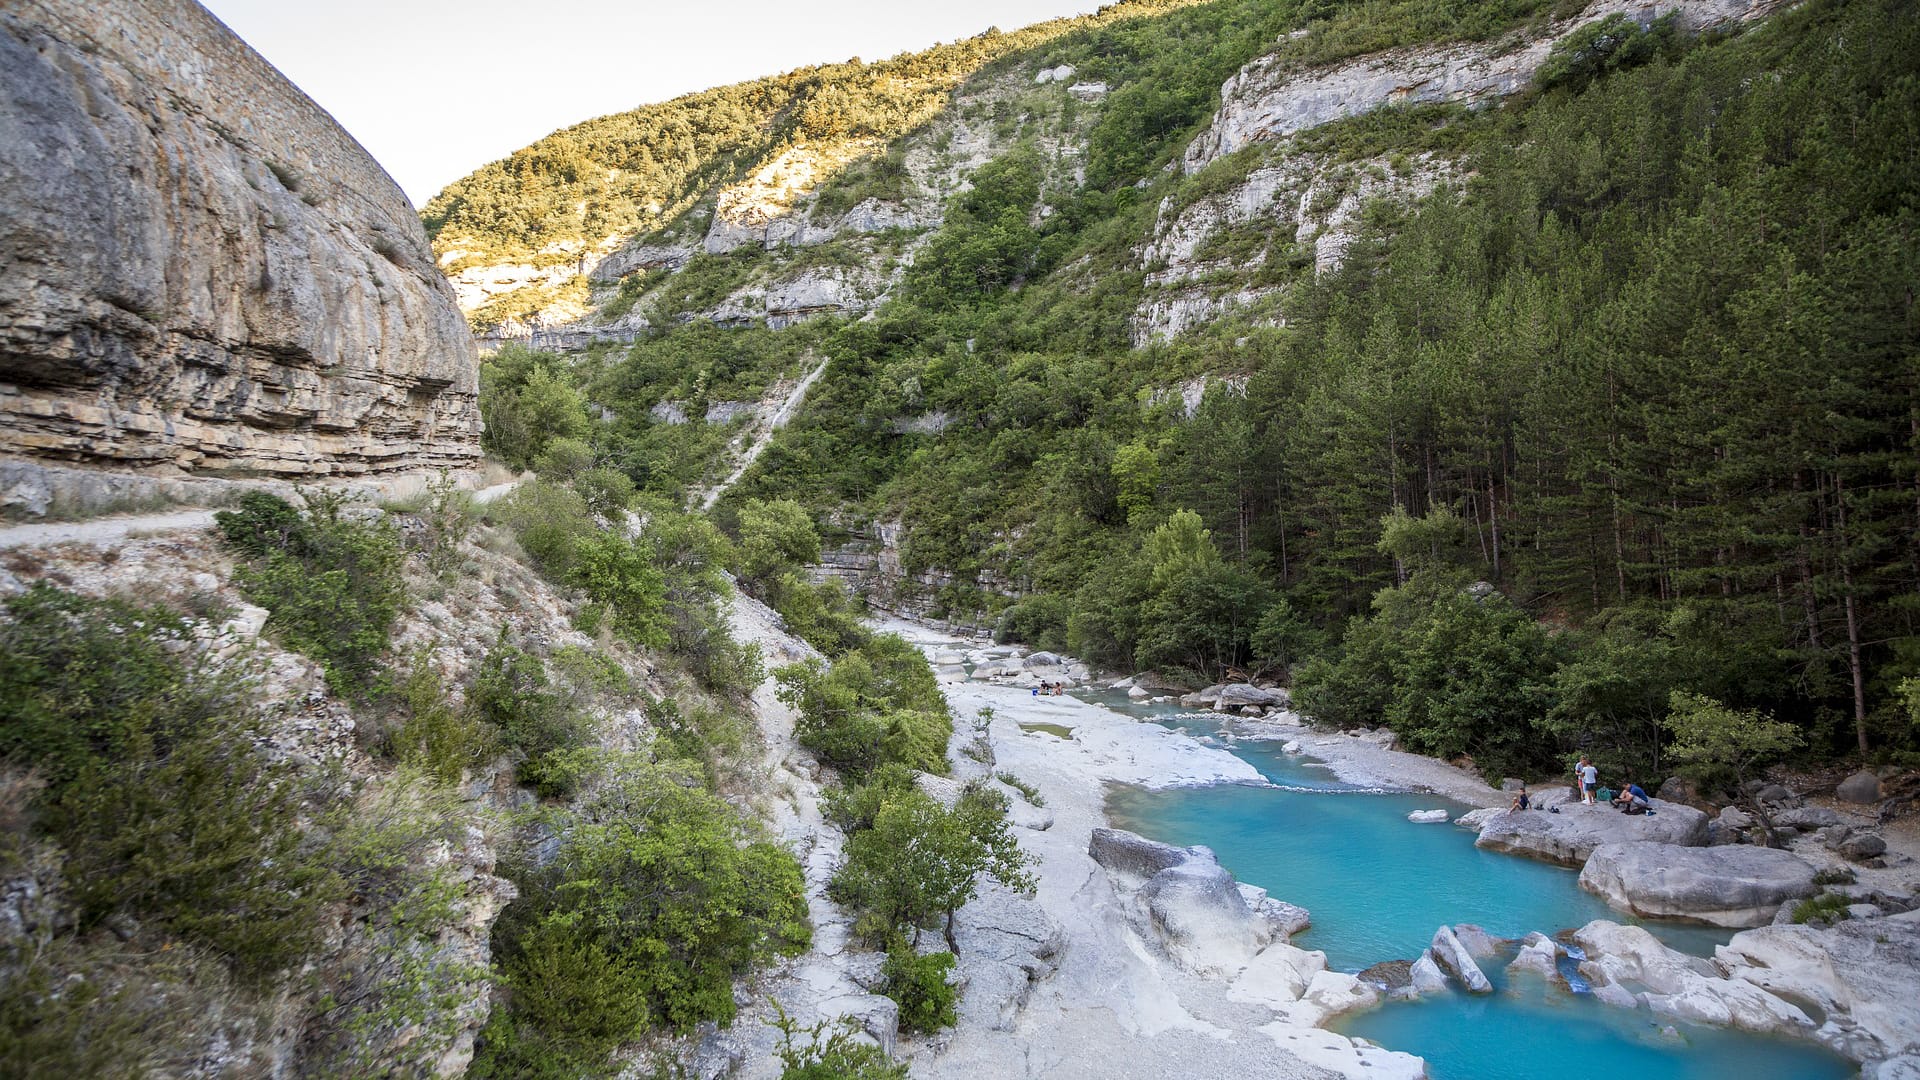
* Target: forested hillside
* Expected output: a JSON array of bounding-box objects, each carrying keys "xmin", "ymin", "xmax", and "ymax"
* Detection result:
[{"xmin": 467, "ymin": 0, "xmax": 1920, "ymax": 785}]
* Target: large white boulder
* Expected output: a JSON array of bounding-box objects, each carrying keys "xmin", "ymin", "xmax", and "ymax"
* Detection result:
[
  {"xmin": 1476, "ymin": 800, "xmax": 1709, "ymax": 867},
  {"xmin": 1579, "ymin": 841, "xmax": 1820, "ymax": 928},
  {"xmin": 1573, "ymin": 920, "xmax": 1815, "ymax": 1041},
  {"xmin": 1428, "ymin": 925, "xmax": 1492, "ymax": 993},
  {"xmin": 1717, "ymin": 910, "xmax": 1920, "ymax": 1064}
]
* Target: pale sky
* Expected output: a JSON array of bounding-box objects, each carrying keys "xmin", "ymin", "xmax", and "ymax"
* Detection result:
[{"xmin": 198, "ymin": 0, "xmax": 1107, "ymax": 208}]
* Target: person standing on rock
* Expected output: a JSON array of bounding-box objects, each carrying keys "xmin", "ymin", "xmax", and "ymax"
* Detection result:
[{"xmin": 1580, "ymin": 757, "xmax": 1599, "ymax": 805}]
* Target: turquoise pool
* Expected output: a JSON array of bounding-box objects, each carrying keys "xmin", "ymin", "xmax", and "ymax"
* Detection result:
[{"xmin": 1089, "ymin": 692, "xmax": 1857, "ymax": 1080}]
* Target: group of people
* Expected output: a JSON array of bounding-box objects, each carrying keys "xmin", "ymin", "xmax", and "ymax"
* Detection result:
[
  {"xmin": 1503, "ymin": 757, "xmax": 1652, "ymax": 814},
  {"xmin": 1030, "ymin": 682, "xmax": 1067, "ymax": 696},
  {"xmin": 1577, "ymin": 755, "xmax": 1652, "ymax": 813}
]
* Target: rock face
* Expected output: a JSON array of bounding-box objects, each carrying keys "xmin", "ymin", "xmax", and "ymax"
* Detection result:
[
  {"xmin": 1716, "ymin": 910, "xmax": 1920, "ymax": 1065},
  {"xmin": 0, "ymin": 0, "xmax": 479, "ymax": 480},
  {"xmin": 1573, "ymin": 920, "xmax": 1816, "ymax": 1039},
  {"xmin": 1579, "ymin": 841, "xmax": 1818, "ymax": 928},
  {"xmin": 1475, "ymin": 801, "xmax": 1709, "ymax": 867},
  {"xmin": 1184, "ymin": 0, "xmax": 1784, "ymax": 171}
]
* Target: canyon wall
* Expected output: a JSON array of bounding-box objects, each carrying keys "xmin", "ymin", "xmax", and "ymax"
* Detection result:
[{"xmin": 0, "ymin": 0, "xmax": 479, "ymax": 480}]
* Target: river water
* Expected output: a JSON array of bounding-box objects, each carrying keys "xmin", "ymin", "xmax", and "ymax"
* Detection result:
[{"xmin": 1084, "ymin": 689, "xmax": 1857, "ymax": 1080}]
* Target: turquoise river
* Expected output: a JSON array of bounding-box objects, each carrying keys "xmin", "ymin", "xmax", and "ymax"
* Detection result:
[{"xmin": 1087, "ymin": 690, "xmax": 1858, "ymax": 1080}]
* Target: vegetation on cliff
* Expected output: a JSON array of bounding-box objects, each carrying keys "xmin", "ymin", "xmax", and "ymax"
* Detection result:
[{"xmin": 484, "ymin": 0, "xmax": 1919, "ymax": 790}]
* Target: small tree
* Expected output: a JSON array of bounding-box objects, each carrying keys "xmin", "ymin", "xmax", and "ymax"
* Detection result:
[
  {"xmin": 1662, "ymin": 691, "xmax": 1803, "ymax": 846},
  {"xmin": 830, "ymin": 783, "xmax": 1033, "ymax": 951}
]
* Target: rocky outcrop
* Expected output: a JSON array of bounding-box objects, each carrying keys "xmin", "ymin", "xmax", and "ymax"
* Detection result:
[
  {"xmin": 1579, "ymin": 841, "xmax": 1819, "ymax": 927},
  {"xmin": 1427, "ymin": 925, "xmax": 1493, "ymax": 993},
  {"xmin": 1569, "ymin": 913, "xmax": 1920, "ymax": 1068},
  {"xmin": 1716, "ymin": 910, "xmax": 1920, "ymax": 1064},
  {"xmin": 0, "ymin": 0, "xmax": 479, "ymax": 479},
  {"xmin": 1573, "ymin": 920, "xmax": 1817, "ymax": 1038},
  {"xmin": 1475, "ymin": 800, "xmax": 1709, "ymax": 867},
  {"xmin": 1088, "ymin": 828, "xmax": 1305, "ymax": 975},
  {"xmin": 1184, "ymin": 0, "xmax": 1785, "ymax": 172}
]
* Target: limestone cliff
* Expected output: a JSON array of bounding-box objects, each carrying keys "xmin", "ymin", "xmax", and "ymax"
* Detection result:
[{"xmin": 0, "ymin": 0, "xmax": 479, "ymax": 479}]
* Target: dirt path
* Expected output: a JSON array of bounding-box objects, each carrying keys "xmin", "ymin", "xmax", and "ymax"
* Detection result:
[
  {"xmin": 697, "ymin": 356, "xmax": 829, "ymax": 511},
  {"xmin": 0, "ymin": 509, "xmax": 220, "ymax": 549}
]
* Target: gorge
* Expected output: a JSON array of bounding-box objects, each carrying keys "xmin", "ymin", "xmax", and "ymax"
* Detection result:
[{"xmin": 2, "ymin": 0, "xmax": 1918, "ymax": 1076}]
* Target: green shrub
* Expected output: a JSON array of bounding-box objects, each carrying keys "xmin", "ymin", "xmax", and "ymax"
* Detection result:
[
  {"xmin": 0, "ymin": 584, "xmax": 340, "ymax": 979},
  {"xmin": 0, "ymin": 583, "xmax": 227, "ymax": 786},
  {"xmin": 387, "ymin": 650, "xmax": 497, "ymax": 783},
  {"xmin": 0, "ymin": 935, "xmax": 240, "ymax": 1078},
  {"xmin": 771, "ymin": 1008, "xmax": 909, "ymax": 1080},
  {"xmin": 477, "ymin": 757, "xmax": 810, "ymax": 1073},
  {"xmin": 1537, "ymin": 12, "xmax": 1677, "ymax": 93},
  {"xmin": 470, "ymin": 636, "xmax": 592, "ymax": 798},
  {"xmin": 569, "ymin": 530, "xmax": 669, "ymax": 647},
  {"xmin": 480, "ymin": 350, "xmax": 593, "ymax": 471},
  {"xmin": 494, "ymin": 480, "xmax": 596, "ymax": 579},
  {"xmin": 217, "ymin": 490, "xmax": 405, "ymax": 697},
  {"xmin": 993, "ymin": 593, "xmax": 1071, "ymax": 652},
  {"xmin": 767, "ymin": 573, "xmax": 870, "ymax": 657},
  {"xmin": 573, "ymin": 466, "xmax": 637, "ymax": 519},
  {"xmin": 734, "ymin": 498, "xmax": 823, "ymax": 591},
  {"xmin": 823, "ymin": 764, "xmax": 918, "ymax": 833},
  {"xmin": 776, "ymin": 635, "xmax": 951, "ymax": 778},
  {"xmin": 1790, "ymin": 892, "xmax": 1852, "ymax": 925},
  {"xmin": 414, "ymin": 473, "xmax": 478, "ymax": 583},
  {"xmin": 533, "ymin": 436, "xmax": 597, "ymax": 480},
  {"xmin": 881, "ymin": 945, "xmax": 957, "ymax": 1033}
]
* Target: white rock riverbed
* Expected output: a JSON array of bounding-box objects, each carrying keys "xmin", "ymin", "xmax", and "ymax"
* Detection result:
[{"xmin": 873, "ymin": 619, "xmax": 1422, "ymax": 1080}]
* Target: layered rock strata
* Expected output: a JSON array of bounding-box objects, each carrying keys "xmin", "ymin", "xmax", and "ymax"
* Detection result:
[{"xmin": 0, "ymin": 0, "xmax": 479, "ymax": 479}]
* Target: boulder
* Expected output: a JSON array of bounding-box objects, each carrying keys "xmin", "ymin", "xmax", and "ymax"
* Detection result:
[
  {"xmin": 1718, "ymin": 805, "xmax": 1755, "ymax": 831},
  {"xmin": 1216, "ymin": 684, "xmax": 1285, "ymax": 708},
  {"xmin": 1578, "ymin": 842, "xmax": 1819, "ymax": 928},
  {"xmin": 1455, "ymin": 807, "xmax": 1501, "ymax": 832},
  {"xmin": 1406, "ymin": 809, "xmax": 1450, "ymax": 823},
  {"xmin": 1237, "ymin": 883, "xmax": 1311, "ymax": 938},
  {"xmin": 1127, "ymin": 685, "xmax": 1152, "ymax": 701},
  {"xmin": 1717, "ymin": 910, "xmax": 1920, "ymax": 1064},
  {"xmin": 1088, "ymin": 828, "xmax": 1190, "ymax": 879},
  {"xmin": 1428, "ymin": 925, "xmax": 1492, "ymax": 993},
  {"xmin": 1139, "ymin": 855, "xmax": 1265, "ymax": 973},
  {"xmin": 1657, "ymin": 776, "xmax": 1707, "ymax": 806},
  {"xmin": 1775, "ymin": 806, "xmax": 1847, "ymax": 830},
  {"xmin": 1574, "ymin": 921, "xmax": 1814, "ymax": 1040},
  {"xmin": 1451, "ymin": 924, "xmax": 1499, "ymax": 958},
  {"xmin": 1756, "ymin": 784, "xmax": 1796, "ymax": 804},
  {"xmin": 1507, "ymin": 932, "xmax": 1561, "ymax": 980},
  {"xmin": 949, "ymin": 882, "xmax": 1063, "ymax": 1033},
  {"xmin": 1408, "ymin": 952, "xmax": 1449, "ymax": 995},
  {"xmin": 1024, "ymin": 651, "xmax": 1067, "ymax": 668},
  {"xmin": 1837, "ymin": 770, "xmax": 1883, "ymax": 805},
  {"xmin": 1836, "ymin": 832, "xmax": 1888, "ymax": 861},
  {"xmin": 1865, "ymin": 1054, "xmax": 1920, "ymax": 1080},
  {"xmin": 1475, "ymin": 800, "xmax": 1710, "ymax": 867},
  {"xmin": 1573, "ymin": 921, "xmax": 1723, "ymax": 994}
]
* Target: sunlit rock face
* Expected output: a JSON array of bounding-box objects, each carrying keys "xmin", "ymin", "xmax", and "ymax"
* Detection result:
[{"xmin": 0, "ymin": 0, "xmax": 479, "ymax": 478}]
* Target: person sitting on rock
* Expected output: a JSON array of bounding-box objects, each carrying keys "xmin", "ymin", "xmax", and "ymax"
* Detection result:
[
  {"xmin": 1612, "ymin": 781, "xmax": 1650, "ymax": 814},
  {"xmin": 1509, "ymin": 784, "xmax": 1531, "ymax": 812}
]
